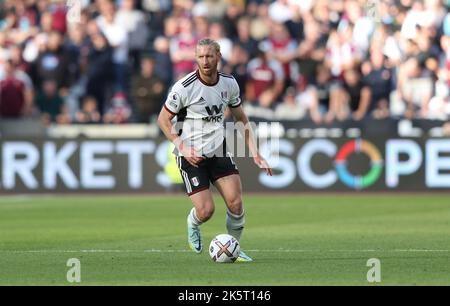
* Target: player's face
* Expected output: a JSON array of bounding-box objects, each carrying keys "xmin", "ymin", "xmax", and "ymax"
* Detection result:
[{"xmin": 196, "ymin": 45, "xmax": 220, "ymax": 77}]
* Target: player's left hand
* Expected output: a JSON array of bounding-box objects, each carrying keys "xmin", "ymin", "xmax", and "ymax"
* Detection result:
[{"xmin": 254, "ymin": 154, "xmax": 273, "ymax": 176}]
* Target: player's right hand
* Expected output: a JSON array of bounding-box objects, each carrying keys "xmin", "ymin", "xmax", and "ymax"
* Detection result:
[{"xmin": 178, "ymin": 141, "xmax": 204, "ymax": 168}]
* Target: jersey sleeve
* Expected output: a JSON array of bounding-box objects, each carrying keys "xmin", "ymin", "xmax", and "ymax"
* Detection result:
[
  {"xmin": 164, "ymin": 83, "xmax": 185, "ymax": 115},
  {"xmin": 228, "ymin": 78, "xmax": 242, "ymax": 108}
]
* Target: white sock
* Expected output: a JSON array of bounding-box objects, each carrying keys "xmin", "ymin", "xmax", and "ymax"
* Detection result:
[
  {"xmin": 226, "ymin": 209, "xmax": 245, "ymax": 242},
  {"xmin": 187, "ymin": 208, "xmax": 202, "ymax": 227}
]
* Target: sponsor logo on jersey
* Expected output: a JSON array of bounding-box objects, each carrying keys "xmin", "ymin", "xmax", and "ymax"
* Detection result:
[{"xmin": 203, "ymin": 104, "xmax": 224, "ymax": 123}]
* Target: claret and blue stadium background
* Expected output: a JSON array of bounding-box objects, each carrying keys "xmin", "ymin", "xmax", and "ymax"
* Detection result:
[
  {"xmin": 1, "ymin": 0, "xmax": 450, "ymax": 193},
  {"xmin": 2, "ymin": 0, "xmax": 450, "ymax": 287}
]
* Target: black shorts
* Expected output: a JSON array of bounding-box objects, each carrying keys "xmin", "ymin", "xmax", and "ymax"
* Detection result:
[{"xmin": 175, "ymin": 154, "xmax": 240, "ymax": 196}]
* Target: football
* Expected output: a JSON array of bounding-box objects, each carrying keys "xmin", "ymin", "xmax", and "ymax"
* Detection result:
[{"xmin": 209, "ymin": 234, "xmax": 240, "ymax": 263}]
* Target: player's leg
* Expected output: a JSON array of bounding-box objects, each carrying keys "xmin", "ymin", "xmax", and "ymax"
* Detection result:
[
  {"xmin": 213, "ymin": 174, "xmax": 244, "ymax": 241},
  {"xmin": 213, "ymin": 174, "xmax": 252, "ymax": 262},
  {"xmin": 188, "ymin": 189, "xmax": 215, "ymax": 224},
  {"xmin": 186, "ymin": 189, "xmax": 215, "ymax": 253},
  {"xmin": 210, "ymin": 156, "xmax": 252, "ymax": 262},
  {"xmin": 177, "ymin": 156, "xmax": 213, "ymax": 253}
]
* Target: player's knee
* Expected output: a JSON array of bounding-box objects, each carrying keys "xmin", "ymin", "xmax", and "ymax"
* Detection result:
[
  {"xmin": 197, "ymin": 205, "xmax": 215, "ymax": 221},
  {"xmin": 227, "ymin": 197, "xmax": 243, "ymax": 215}
]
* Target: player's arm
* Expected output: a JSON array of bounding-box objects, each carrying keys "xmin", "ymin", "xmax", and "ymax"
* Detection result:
[
  {"xmin": 157, "ymin": 94, "xmax": 204, "ymax": 167},
  {"xmin": 157, "ymin": 106, "xmax": 179, "ymax": 145},
  {"xmin": 230, "ymin": 105, "xmax": 273, "ymax": 176}
]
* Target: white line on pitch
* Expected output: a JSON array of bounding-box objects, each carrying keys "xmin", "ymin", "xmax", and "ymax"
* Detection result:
[{"xmin": 0, "ymin": 249, "xmax": 449, "ymax": 254}]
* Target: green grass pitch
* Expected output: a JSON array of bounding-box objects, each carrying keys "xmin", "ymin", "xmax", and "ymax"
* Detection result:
[{"xmin": 0, "ymin": 194, "xmax": 449, "ymax": 285}]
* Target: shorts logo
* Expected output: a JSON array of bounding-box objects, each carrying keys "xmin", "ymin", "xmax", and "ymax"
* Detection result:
[{"xmin": 191, "ymin": 177, "xmax": 200, "ymax": 187}]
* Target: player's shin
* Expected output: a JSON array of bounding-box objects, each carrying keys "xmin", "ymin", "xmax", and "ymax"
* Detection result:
[{"xmin": 226, "ymin": 209, "xmax": 245, "ymax": 241}]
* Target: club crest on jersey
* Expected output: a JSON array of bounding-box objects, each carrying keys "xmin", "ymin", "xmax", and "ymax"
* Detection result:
[{"xmin": 191, "ymin": 177, "xmax": 200, "ymax": 187}]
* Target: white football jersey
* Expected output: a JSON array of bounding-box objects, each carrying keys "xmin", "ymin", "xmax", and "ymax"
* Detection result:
[{"xmin": 164, "ymin": 70, "xmax": 242, "ymax": 156}]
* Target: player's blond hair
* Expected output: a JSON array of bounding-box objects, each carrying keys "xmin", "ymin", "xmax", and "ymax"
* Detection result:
[{"xmin": 196, "ymin": 38, "xmax": 221, "ymax": 54}]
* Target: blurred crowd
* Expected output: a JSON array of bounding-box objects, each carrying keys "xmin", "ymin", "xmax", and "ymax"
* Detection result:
[{"xmin": 0, "ymin": 0, "xmax": 449, "ymax": 126}]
